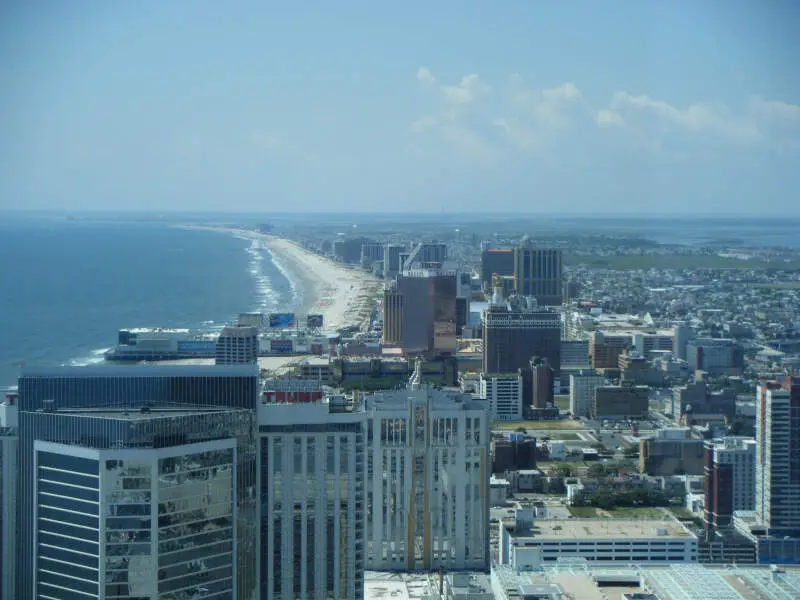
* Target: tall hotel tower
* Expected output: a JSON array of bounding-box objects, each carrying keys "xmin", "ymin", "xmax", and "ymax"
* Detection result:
[
  {"xmin": 15, "ymin": 365, "xmax": 259, "ymax": 600},
  {"xmin": 513, "ymin": 238, "xmax": 563, "ymax": 306},
  {"xmin": 258, "ymin": 396, "xmax": 367, "ymax": 600},
  {"xmin": 756, "ymin": 377, "xmax": 800, "ymax": 536},
  {"xmin": 364, "ymin": 361, "xmax": 490, "ymax": 571}
]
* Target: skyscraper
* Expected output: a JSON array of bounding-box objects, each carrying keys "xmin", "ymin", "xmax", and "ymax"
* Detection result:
[
  {"xmin": 364, "ymin": 362, "xmax": 490, "ymax": 571},
  {"xmin": 15, "ymin": 364, "xmax": 259, "ymax": 600},
  {"xmin": 216, "ymin": 325, "xmax": 259, "ymax": 365},
  {"xmin": 482, "ymin": 276, "xmax": 561, "ymax": 376},
  {"xmin": 480, "ymin": 247, "xmax": 514, "ymax": 289},
  {"xmin": 0, "ymin": 388, "xmax": 18, "ymax": 600},
  {"xmin": 530, "ymin": 356, "xmax": 555, "ymax": 409},
  {"xmin": 513, "ymin": 240, "xmax": 563, "ymax": 306},
  {"xmin": 382, "ymin": 268, "xmax": 457, "ymax": 358},
  {"xmin": 704, "ymin": 437, "xmax": 756, "ymax": 532},
  {"xmin": 30, "ymin": 406, "xmax": 249, "ymax": 599},
  {"xmin": 756, "ymin": 378, "xmax": 800, "ymax": 536},
  {"xmin": 258, "ymin": 398, "xmax": 366, "ymax": 599}
]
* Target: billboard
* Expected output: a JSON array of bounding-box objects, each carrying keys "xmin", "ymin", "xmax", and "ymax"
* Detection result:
[
  {"xmin": 269, "ymin": 313, "xmax": 296, "ymax": 328},
  {"xmin": 307, "ymin": 314, "xmax": 324, "ymax": 329}
]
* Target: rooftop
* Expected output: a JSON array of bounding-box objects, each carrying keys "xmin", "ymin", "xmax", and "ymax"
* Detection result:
[
  {"xmin": 510, "ymin": 518, "xmax": 693, "ymax": 540},
  {"xmin": 44, "ymin": 406, "xmax": 237, "ymax": 421}
]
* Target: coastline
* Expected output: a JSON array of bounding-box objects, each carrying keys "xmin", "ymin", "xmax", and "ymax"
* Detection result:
[{"xmin": 176, "ymin": 225, "xmax": 382, "ymax": 332}]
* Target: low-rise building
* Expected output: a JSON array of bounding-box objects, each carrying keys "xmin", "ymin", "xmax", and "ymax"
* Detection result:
[
  {"xmin": 480, "ymin": 373, "xmax": 523, "ymax": 420},
  {"xmin": 498, "ymin": 509, "xmax": 697, "ymax": 569},
  {"xmin": 640, "ymin": 428, "xmax": 705, "ymax": 476},
  {"xmin": 593, "ymin": 382, "xmax": 649, "ymax": 419},
  {"xmin": 569, "ymin": 370, "xmax": 606, "ymax": 417}
]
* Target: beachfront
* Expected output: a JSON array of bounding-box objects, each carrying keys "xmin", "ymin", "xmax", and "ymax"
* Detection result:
[
  {"xmin": 258, "ymin": 234, "xmax": 382, "ymax": 331},
  {"xmin": 177, "ymin": 225, "xmax": 382, "ymax": 332}
]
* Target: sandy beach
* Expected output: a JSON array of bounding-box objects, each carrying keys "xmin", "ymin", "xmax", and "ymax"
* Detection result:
[
  {"xmin": 177, "ymin": 225, "xmax": 382, "ymax": 332},
  {"xmin": 259, "ymin": 234, "xmax": 382, "ymax": 332}
]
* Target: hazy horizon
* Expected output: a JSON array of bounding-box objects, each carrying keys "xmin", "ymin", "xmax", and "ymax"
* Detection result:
[{"xmin": 2, "ymin": 1, "xmax": 798, "ymax": 215}]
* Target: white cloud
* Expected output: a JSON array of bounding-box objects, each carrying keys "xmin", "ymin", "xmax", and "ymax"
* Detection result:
[
  {"xmin": 411, "ymin": 66, "xmax": 799, "ymax": 164},
  {"xmin": 542, "ymin": 82, "xmax": 581, "ymax": 102},
  {"xmin": 596, "ymin": 109, "xmax": 624, "ymax": 127},
  {"xmin": 440, "ymin": 74, "xmax": 489, "ymax": 105},
  {"xmin": 416, "ymin": 67, "xmax": 436, "ymax": 86}
]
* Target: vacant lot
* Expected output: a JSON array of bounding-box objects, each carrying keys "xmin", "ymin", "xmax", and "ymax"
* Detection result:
[{"xmin": 493, "ymin": 420, "xmax": 586, "ymax": 431}]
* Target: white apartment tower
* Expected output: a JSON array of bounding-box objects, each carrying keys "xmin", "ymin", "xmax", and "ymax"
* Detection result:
[
  {"xmin": 569, "ymin": 370, "xmax": 606, "ymax": 418},
  {"xmin": 756, "ymin": 379, "xmax": 800, "ymax": 536},
  {"xmin": 258, "ymin": 397, "xmax": 366, "ymax": 600},
  {"xmin": 479, "ymin": 373, "xmax": 523, "ymax": 421},
  {"xmin": 364, "ymin": 361, "xmax": 490, "ymax": 571}
]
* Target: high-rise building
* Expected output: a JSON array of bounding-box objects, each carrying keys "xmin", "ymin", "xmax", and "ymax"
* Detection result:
[
  {"xmin": 383, "ymin": 269, "xmax": 457, "ymax": 358},
  {"xmin": 384, "ymin": 243, "xmax": 405, "ymax": 279},
  {"xmin": 569, "ymin": 370, "xmax": 606, "ymax": 417},
  {"xmin": 756, "ymin": 378, "xmax": 800, "ymax": 536},
  {"xmin": 673, "ymin": 323, "xmax": 693, "ymax": 361},
  {"xmin": 364, "ymin": 362, "xmax": 490, "ymax": 571},
  {"xmin": 258, "ymin": 398, "xmax": 367, "ymax": 599},
  {"xmin": 704, "ymin": 437, "xmax": 756, "ymax": 532},
  {"xmin": 513, "ymin": 240, "xmax": 563, "ymax": 306},
  {"xmin": 479, "ymin": 373, "xmax": 523, "ymax": 420},
  {"xmin": 480, "ymin": 248, "xmax": 515, "ymax": 289},
  {"xmin": 15, "ymin": 365, "xmax": 259, "ymax": 600},
  {"xmin": 482, "ymin": 277, "xmax": 561, "ymax": 376},
  {"xmin": 1, "ymin": 388, "xmax": 18, "ymax": 600},
  {"xmin": 403, "ymin": 242, "xmax": 447, "ymax": 270},
  {"xmin": 530, "ymin": 357, "xmax": 554, "ymax": 409},
  {"xmin": 30, "ymin": 406, "xmax": 249, "ymax": 599},
  {"xmin": 360, "ymin": 241, "xmax": 385, "ymax": 268},
  {"xmin": 560, "ymin": 339, "xmax": 591, "ymax": 391},
  {"xmin": 216, "ymin": 325, "xmax": 259, "ymax": 365}
]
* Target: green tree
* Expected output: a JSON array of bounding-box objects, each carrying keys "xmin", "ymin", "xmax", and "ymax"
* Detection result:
[{"xmin": 587, "ymin": 463, "xmax": 608, "ymax": 478}]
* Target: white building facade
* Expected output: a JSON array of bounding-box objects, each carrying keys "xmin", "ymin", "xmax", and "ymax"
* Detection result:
[
  {"xmin": 569, "ymin": 371, "xmax": 606, "ymax": 417},
  {"xmin": 364, "ymin": 369, "xmax": 490, "ymax": 571},
  {"xmin": 479, "ymin": 373, "xmax": 523, "ymax": 421},
  {"xmin": 258, "ymin": 399, "xmax": 366, "ymax": 600}
]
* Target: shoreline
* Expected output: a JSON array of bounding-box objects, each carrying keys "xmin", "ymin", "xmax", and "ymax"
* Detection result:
[{"xmin": 176, "ymin": 224, "xmax": 382, "ymax": 332}]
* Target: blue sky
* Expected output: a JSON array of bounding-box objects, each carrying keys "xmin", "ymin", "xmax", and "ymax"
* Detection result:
[{"xmin": 1, "ymin": 1, "xmax": 798, "ymax": 214}]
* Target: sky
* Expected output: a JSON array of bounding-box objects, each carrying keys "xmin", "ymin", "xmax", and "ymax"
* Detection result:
[{"xmin": 1, "ymin": 1, "xmax": 798, "ymax": 215}]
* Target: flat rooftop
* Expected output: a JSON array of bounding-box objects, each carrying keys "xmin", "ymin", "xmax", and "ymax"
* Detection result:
[
  {"xmin": 364, "ymin": 572, "xmax": 437, "ymax": 600},
  {"xmin": 50, "ymin": 406, "xmax": 236, "ymax": 421},
  {"xmin": 494, "ymin": 563, "xmax": 800, "ymax": 600},
  {"xmin": 512, "ymin": 518, "xmax": 693, "ymax": 539}
]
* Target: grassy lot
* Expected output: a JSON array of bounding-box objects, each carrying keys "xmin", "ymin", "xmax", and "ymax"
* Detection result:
[
  {"xmin": 748, "ymin": 282, "xmax": 800, "ymax": 289},
  {"xmin": 568, "ymin": 506, "xmax": 600, "ymax": 518},
  {"xmin": 607, "ymin": 506, "xmax": 666, "ymax": 519},
  {"xmin": 668, "ymin": 507, "xmax": 697, "ymax": 520},
  {"xmin": 546, "ymin": 432, "xmax": 580, "ymax": 441},
  {"xmin": 493, "ymin": 420, "xmax": 586, "ymax": 431},
  {"xmin": 554, "ymin": 395, "xmax": 570, "ymax": 411},
  {"xmin": 565, "ymin": 253, "xmax": 800, "ymax": 271},
  {"xmin": 569, "ymin": 506, "xmax": 667, "ymax": 519}
]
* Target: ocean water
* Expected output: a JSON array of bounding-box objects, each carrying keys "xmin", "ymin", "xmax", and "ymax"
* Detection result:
[{"xmin": 0, "ymin": 218, "xmax": 295, "ymax": 386}]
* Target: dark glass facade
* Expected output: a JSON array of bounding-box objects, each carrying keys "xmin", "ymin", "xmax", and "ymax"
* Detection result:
[
  {"xmin": 18, "ymin": 365, "xmax": 259, "ymax": 412},
  {"xmin": 16, "ymin": 366, "xmax": 258, "ymax": 600}
]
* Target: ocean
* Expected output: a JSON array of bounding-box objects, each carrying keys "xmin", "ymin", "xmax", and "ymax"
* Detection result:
[{"xmin": 0, "ymin": 217, "xmax": 297, "ymax": 387}]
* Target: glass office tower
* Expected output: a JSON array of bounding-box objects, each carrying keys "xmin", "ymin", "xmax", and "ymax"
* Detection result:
[{"xmin": 17, "ymin": 365, "xmax": 259, "ymax": 600}]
